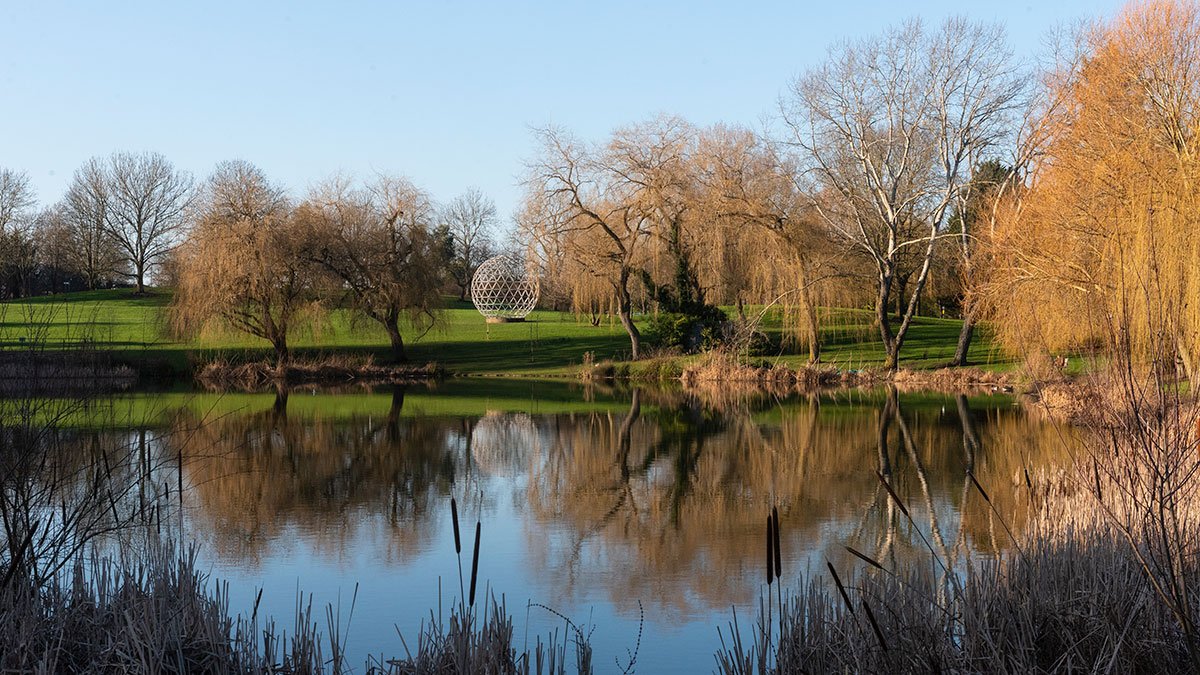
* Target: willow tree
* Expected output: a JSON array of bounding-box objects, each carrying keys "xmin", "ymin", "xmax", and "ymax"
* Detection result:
[
  {"xmin": 694, "ymin": 125, "xmax": 835, "ymax": 362},
  {"xmin": 782, "ymin": 17, "xmax": 1022, "ymax": 369},
  {"xmin": 983, "ymin": 1, "xmax": 1200, "ymax": 379},
  {"xmin": 171, "ymin": 161, "xmax": 313, "ymax": 367},
  {"xmin": 297, "ymin": 176, "xmax": 443, "ymax": 362},
  {"xmin": 524, "ymin": 126, "xmax": 659, "ymax": 359}
]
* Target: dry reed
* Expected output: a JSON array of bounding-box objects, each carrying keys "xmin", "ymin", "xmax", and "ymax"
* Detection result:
[{"xmin": 196, "ymin": 355, "xmax": 442, "ymax": 390}]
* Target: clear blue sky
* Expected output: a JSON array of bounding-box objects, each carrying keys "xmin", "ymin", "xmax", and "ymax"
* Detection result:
[{"xmin": 2, "ymin": 1, "xmax": 1122, "ymax": 231}]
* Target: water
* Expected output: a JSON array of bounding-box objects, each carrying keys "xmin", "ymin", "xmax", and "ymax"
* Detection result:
[{"xmin": 35, "ymin": 381, "xmax": 1070, "ymax": 673}]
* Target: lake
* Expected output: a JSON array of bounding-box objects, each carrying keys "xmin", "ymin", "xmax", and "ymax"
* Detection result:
[{"xmin": 34, "ymin": 380, "xmax": 1071, "ymax": 673}]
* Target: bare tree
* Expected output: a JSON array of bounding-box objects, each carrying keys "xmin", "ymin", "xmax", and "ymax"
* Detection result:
[
  {"xmin": 101, "ymin": 152, "xmax": 195, "ymax": 294},
  {"xmin": 0, "ymin": 169, "xmax": 35, "ymax": 232},
  {"xmin": 0, "ymin": 169, "xmax": 37, "ymax": 298},
  {"xmin": 524, "ymin": 126, "xmax": 663, "ymax": 359},
  {"xmin": 50, "ymin": 160, "xmax": 126, "ymax": 290},
  {"xmin": 781, "ymin": 17, "xmax": 1022, "ymax": 369},
  {"xmin": 298, "ymin": 175, "xmax": 443, "ymax": 362},
  {"xmin": 441, "ymin": 187, "xmax": 497, "ymax": 300},
  {"xmin": 171, "ymin": 161, "xmax": 310, "ymax": 367}
]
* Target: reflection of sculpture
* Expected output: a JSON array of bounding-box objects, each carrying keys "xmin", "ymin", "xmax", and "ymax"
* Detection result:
[
  {"xmin": 469, "ymin": 254, "xmax": 539, "ymax": 323},
  {"xmin": 470, "ymin": 412, "xmax": 537, "ymax": 477}
]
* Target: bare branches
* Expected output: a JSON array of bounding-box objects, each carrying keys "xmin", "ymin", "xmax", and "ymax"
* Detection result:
[
  {"xmin": 170, "ymin": 162, "xmax": 312, "ymax": 367},
  {"xmin": 0, "ymin": 169, "xmax": 38, "ymax": 299},
  {"xmin": 440, "ymin": 188, "xmax": 498, "ymax": 301},
  {"xmin": 0, "ymin": 170, "xmax": 34, "ymax": 234},
  {"xmin": 298, "ymin": 175, "xmax": 443, "ymax": 361},
  {"xmin": 780, "ymin": 16, "xmax": 1024, "ymax": 368}
]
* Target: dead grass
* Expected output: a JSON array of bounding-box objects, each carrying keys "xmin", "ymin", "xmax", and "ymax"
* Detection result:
[
  {"xmin": 717, "ymin": 523, "xmax": 1195, "ymax": 674},
  {"xmin": 717, "ymin": 358, "xmax": 1200, "ymax": 674},
  {"xmin": 0, "ymin": 536, "xmax": 595, "ymax": 675},
  {"xmin": 679, "ymin": 353, "xmax": 1015, "ymax": 393},
  {"xmin": 196, "ymin": 355, "xmax": 443, "ymax": 390},
  {"xmin": 0, "ymin": 352, "xmax": 136, "ymax": 395}
]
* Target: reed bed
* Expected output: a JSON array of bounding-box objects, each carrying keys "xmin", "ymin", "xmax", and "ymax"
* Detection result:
[
  {"xmin": 0, "ymin": 351, "xmax": 136, "ymax": 395},
  {"xmin": 717, "ymin": 361, "xmax": 1200, "ymax": 674},
  {"xmin": 679, "ymin": 353, "xmax": 1015, "ymax": 393},
  {"xmin": 716, "ymin": 523, "xmax": 1197, "ymax": 674},
  {"xmin": 1, "ymin": 540, "xmax": 296, "ymax": 674},
  {"xmin": 0, "ymin": 535, "xmax": 595, "ymax": 675},
  {"xmin": 196, "ymin": 355, "xmax": 443, "ymax": 390}
]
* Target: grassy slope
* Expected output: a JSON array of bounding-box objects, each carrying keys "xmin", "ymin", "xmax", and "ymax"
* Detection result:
[{"xmin": 0, "ymin": 288, "xmax": 1016, "ymax": 376}]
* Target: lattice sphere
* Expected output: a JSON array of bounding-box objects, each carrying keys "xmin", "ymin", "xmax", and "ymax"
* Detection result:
[
  {"xmin": 470, "ymin": 412, "xmax": 538, "ymax": 476},
  {"xmin": 470, "ymin": 254, "xmax": 540, "ymax": 321}
]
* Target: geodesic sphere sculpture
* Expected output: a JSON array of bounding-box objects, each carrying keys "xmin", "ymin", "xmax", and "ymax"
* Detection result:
[{"xmin": 470, "ymin": 254, "xmax": 539, "ymax": 322}]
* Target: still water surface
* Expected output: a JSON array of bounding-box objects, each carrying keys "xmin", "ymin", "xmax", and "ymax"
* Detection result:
[{"xmin": 73, "ymin": 380, "xmax": 1069, "ymax": 673}]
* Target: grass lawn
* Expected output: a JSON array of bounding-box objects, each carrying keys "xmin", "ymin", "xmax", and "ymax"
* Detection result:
[{"xmin": 0, "ymin": 288, "xmax": 1017, "ymax": 377}]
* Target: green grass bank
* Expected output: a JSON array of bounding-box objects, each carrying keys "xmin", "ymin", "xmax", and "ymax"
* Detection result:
[{"xmin": 0, "ymin": 288, "xmax": 1020, "ymax": 380}]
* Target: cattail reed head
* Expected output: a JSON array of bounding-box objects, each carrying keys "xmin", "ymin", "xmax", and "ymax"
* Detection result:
[
  {"xmin": 766, "ymin": 514, "xmax": 775, "ymax": 585},
  {"xmin": 451, "ymin": 498, "xmax": 462, "ymax": 554},
  {"xmin": 469, "ymin": 520, "xmax": 481, "ymax": 607},
  {"xmin": 826, "ymin": 561, "xmax": 854, "ymax": 615},
  {"xmin": 772, "ymin": 506, "xmax": 782, "ymax": 579}
]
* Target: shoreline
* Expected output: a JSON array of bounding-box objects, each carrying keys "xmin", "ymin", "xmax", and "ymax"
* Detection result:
[{"xmin": 0, "ymin": 347, "xmax": 1040, "ymax": 396}]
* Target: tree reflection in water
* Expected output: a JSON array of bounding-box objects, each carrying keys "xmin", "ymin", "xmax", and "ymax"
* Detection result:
[
  {"xmin": 174, "ymin": 387, "xmax": 459, "ymax": 566},
  {"xmin": 523, "ymin": 386, "xmax": 1072, "ymax": 615},
  {"xmin": 104, "ymin": 384, "xmax": 1074, "ymax": 617}
]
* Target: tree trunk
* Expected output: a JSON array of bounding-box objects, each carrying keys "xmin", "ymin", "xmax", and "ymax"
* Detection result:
[
  {"xmin": 135, "ymin": 266, "xmax": 145, "ymax": 294},
  {"xmin": 951, "ymin": 306, "xmax": 978, "ymax": 367},
  {"xmin": 806, "ymin": 308, "xmax": 821, "ymax": 364},
  {"xmin": 955, "ymin": 394, "xmax": 980, "ymax": 473},
  {"xmin": 885, "ymin": 230, "xmax": 940, "ymax": 371},
  {"xmin": 386, "ymin": 386, "xmax": 406, "ymax": 441},
  {"xmin": 271, "ymin": 334, "xmax": 290, "ymax": 371},
  {"xmin": 618, "ymin": 303, "xmax": 641, "ymax": 360},
  {"xmin": 894, "ymin": 275, "xmax": 908, "ymax": 318},
  {"xmin": 1177, "ymin": 332, "xmax": 1196, "ymax": 383},
  {"xmin": 385, "ymin": 318, "xmax": 408, "ymax": 363},
  {"xmin": 797, "ymin": 265, "xmax": 821, "ymax": 364},
  {"xmin": 272, "ymin": 386, "xmax": 289, "ymax": 416},
  {"xmin": 877, "ymin": 387, "xmax": 897, "ymax": 476},
  {"xmin": 616, "ymin": 388, "xmax": 641, "ymax": 479},
  {"xmin": 616, "ymin": 276, "xmax": 641, "ymax": 360},
  {"xmin": 876, "ymin": 271, "xmax": 898, "ymax": 368}
]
